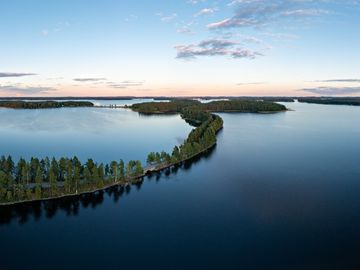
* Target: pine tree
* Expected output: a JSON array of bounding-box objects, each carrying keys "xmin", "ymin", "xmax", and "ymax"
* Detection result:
[
  {"xmin": 119, "ymin": 160, "xmax": 125, "ymax": 180},
  {"xmin": 35, "ymin": 166, "xmax": 43, "ymax": 199},
  {"xmin": 135, "ymin": 161, "xmax": 144, "ymax": 176},
  {"xmin": 110, "ymin": 161, "xmax": 118, "ymax": 182},
  {"xmin": 6, "ymin": 190, "xmax": 12, "ymax": 202},
  {"xmin": 0, "ymin": 171, "xmax": 8, "ymax": 201},
  {"xmin": 147, "ymin": 152, "xmax": 156, "ymax": 165},
  {"xmin": 74, "ymin": 166, "xmax": 80, "ymax": 194},
  {"xmin": 51, "ymin": 158, "xmax": 59, "ymax": 182},
  {"xmin": 21, "ymin": 163, "xmax": 29, "ymax": 186},
  {"xmin": 49, "ymin": 168, "xmax": 57, "ymax": 196},
  {"xmin": 105, "ymin": 164, "xmax": 110, "ymax": 177},
  {"xmin": 83, "ymin": 167, "xmax": 91, "ymax": 185}
]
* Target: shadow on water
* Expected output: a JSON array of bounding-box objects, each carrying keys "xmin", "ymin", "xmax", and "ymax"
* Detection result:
[{"xmin": 0, "ymin": 144, "xmax": 217, "ymax": 226}]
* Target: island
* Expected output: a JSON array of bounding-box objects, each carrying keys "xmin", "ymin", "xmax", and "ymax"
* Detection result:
[
  {"xmin": 131, "ymin": 99, "xmax": 287, "ymax": 114},
  {"xmin": 0, "ymin": 100, "xmax": 94, "ymax": 109},
  {"xmin": 0, "ymin": 99, "xmax": 286, "ymax": 205},
  {"xmin": 297, "ymin": 97, "xmax": 360, "ymax": 106}
]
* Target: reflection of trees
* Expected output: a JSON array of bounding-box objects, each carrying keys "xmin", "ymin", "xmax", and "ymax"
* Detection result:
[{"xmin": 0, "ymin": 144, "xmax": 216, "ymax": 226}]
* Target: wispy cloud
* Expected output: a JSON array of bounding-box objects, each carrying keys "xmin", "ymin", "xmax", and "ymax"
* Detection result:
[
  {"xmin": 124, "ymin": 14, "xmax": 138, "ymax": 22},
  {"xmin": 107, "ymin": 80, "xmax": 145, "ymax": 89},
  {"xmin": 0, "ymin": 72, "xmax": 37, "ymax": 78},
  {"xmin": 177, "ymin": 27, "xmax": 195, "ymax": 34},
  {"xmin": 160, "ymin": 13, "xmax": 178, "ymax": 22},
  {"xmin": 73, "ymin": 78, "xmax": 107, "ymax": 82},
  {"xmin": 176, "ymin": 20, "xmax": 196, "ymax": 35},
  {"xmin": 314, "ymin": 79, "xmax": 360, "ymax": 83},
  {"xmin": 195, "ymin": 8, "xmax": 217, "ymax": 17},
  {"xmin": 301, "ymin": 86, "xmax": 360, "ymax": 95},
  {"xmin": 42, "ymin": 21, "xmax": 70, "ymax": 36},
  {"xmin": 187, "ymin": 0, "xmax": 207, "ymax": 5},
  {"xmin": 0, "ymin": 84, "xmax": 56, "ymax": 95},
  {"xmin": 72, "ymin": 78, "xmax": 145, "ymax": 89},
  {"xmin": 175, "ymin": 38, "xmax": 262, "ymax": 60},
  {"xmin": 208, "ymin": 0, "xmax": 331, "ymax": 30},
  {"xmin": 281, "ymin": 9, "xmax": 329, "ymax": 17}
]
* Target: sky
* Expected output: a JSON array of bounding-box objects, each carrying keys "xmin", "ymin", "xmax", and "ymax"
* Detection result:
[{"xmin": 0, "ymin": 0, "xmax": 360, "ymax": 97}]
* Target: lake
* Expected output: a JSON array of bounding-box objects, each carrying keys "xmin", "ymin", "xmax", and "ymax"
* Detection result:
[
  {"xmin": 0, "ymin": 101, "xmax": 190, "ymax": 164},
  {"xmin": 1, "ymin": 101, "xmax": 360, "ymax": 270}
]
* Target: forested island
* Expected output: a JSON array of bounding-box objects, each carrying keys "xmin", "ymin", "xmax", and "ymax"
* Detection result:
[
  {"xmin": 0, "ymin": 99, "xmax": 285, "ymax": 205},
  {"xmin": 298, "ymin": 97, "xmax": 360, "ymax": 106},
  {"xmin": 131, "ymin": 99, "xmax": 287, "ymax": 114},
  {"xmin": 0, "ymin": 101, "xmax": 94, "ymax": 109}
]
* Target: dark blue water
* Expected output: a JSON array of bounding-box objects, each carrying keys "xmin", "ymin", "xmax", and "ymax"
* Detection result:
[{"xmin": 1, "ymin": 102, "xmax": 360, "ymax": 270}]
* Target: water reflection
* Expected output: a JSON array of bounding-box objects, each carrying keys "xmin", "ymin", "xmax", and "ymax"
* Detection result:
[
  {"xmin": 0, "ymin": 107, "xmax": 192, "ymax": 163},
  {"xmin": 0, "ymin": 145, "xmax": 216, "ymax": 225}
]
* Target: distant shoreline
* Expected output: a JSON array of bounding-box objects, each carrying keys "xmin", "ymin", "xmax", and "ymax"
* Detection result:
[
  {"xmin": 0, "ymin": 100, "xmax": 94, "ymax": 109},
  {"xmin": 0, "ymin": 96, "xmax": 359, "ymax": 106}
]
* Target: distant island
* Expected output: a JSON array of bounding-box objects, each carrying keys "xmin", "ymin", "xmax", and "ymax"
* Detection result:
[
  {"xmin": 0, "ymin": 99, "xmax": 286, "ymax": 205},
  {"xmin": 297, "ymin": 97, "xmax": 360, "ymax": 106},
  {"xmin": 0, "ymin": 100, "xmax": 94, "ymax": 109},
  {"xmin": 131, "ymin": 99, "xmax": 287, "ymax": 114}
]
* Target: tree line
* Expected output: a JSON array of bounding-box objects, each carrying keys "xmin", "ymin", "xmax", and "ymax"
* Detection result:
[
  {"xmin": 195, "ymin": 100, "xmax": 287, "ymax": 112},
  {"xmin": 131, "ymin": 99, "xmax": 287, "ymax": 114},
  {"xmin": 0, "ymin": 155, "xmax": 144, "ymax": 203},
  {"xmin": 130, "ymin": 99, "xmax": 200, "ymax": 114},
  {"xmin": 146, "ymin": 112, "xmax": 223, "ymax": 169},
  {"xmin": 298, "ymin": 97, "xmax": 360, "ymax": 106},
  {"xmin": 0, "ymin": 101, "xmax": 94, "ymax": 109}
]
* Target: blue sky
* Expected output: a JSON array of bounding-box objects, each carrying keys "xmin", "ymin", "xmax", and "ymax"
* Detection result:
[{"xmin": 0, "ymin": 0, "xmax": 360, "ymax": 97}]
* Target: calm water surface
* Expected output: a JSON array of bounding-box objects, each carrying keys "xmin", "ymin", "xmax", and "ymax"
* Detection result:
[
  {"xmin": 0, "ymin": 106, "xmax": 191, "ymax": 164},
  {"xmin": 1, "ymin": 101, "xmax": 360, "ymax": 270}
]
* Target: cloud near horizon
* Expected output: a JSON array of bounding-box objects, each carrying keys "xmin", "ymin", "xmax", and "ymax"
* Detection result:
[
  {"xmin": 0, "ymin": 84, "xmax": 56, "ymax": 95},
  {"xmin": 73, "ymin": 78, "xmax": 107, "ymax": 82},
  {"xmin": 107, "ymin": 80, "xmax": 145, "ymax": 89},
  {"xmin": 0, "ymin": 72, "xmax": 37, "ymax": 78},
  {"xmin": 314, "ymin": 79, "xmax": 360, "ymax": 83},
  {"xmin": 300, "ymin": 86, "xmax": 360, "ymax": 95}
]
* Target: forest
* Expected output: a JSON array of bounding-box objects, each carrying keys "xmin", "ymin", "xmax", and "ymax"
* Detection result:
[
  {"xmin": 130, "ymin": 99, "xmax": 200, "ymax": 114},
  {"xmin": 131, "ymin": 99, "xmax": 287, "ymax": 114},
  {"xmin": 0, "ymin": 156, "xmax": 143, "ymax": 202},
  {"xmin": 0, "ymin": 101, "xmax": 94, "ymax": 109},
  {"xmin": 194, "ymin": 100, "xmax": 287, "ymax": 112}
]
